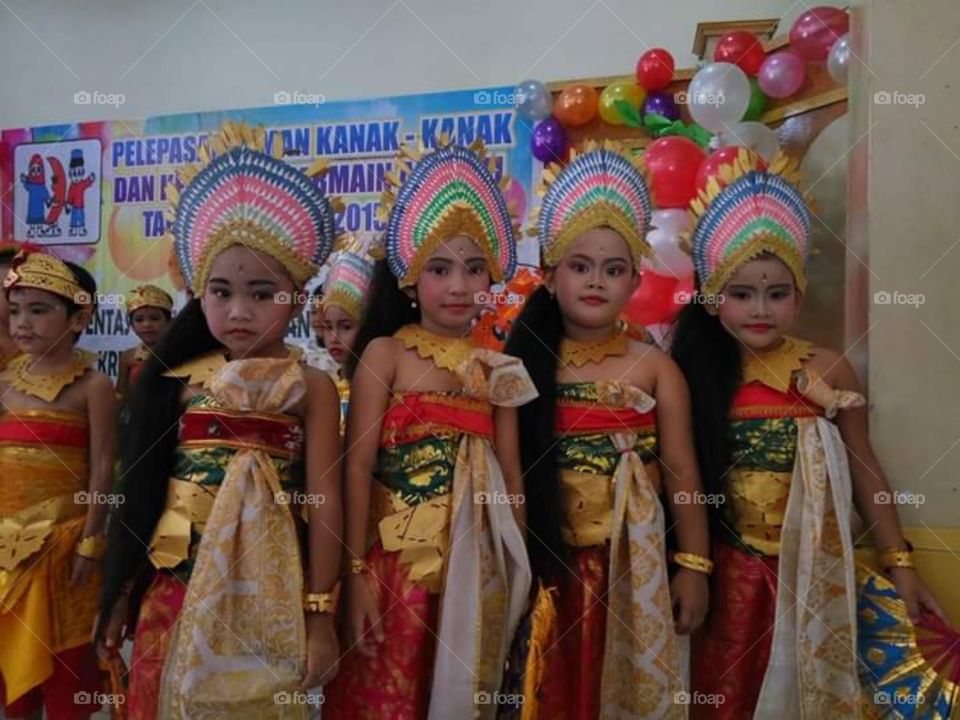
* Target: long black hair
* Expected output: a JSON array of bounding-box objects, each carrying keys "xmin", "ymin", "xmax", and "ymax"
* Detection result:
[
  {"xmin": 503, "ymin": 286, "xmax": 566, "ymax": 584},
  {"xmin": 670, "ymin": 297, "xmax": 742, "ymax": 502},
  {"xmin": 346, "ymin": 259, "xmax": 419, "ymax": 380},
  {"xmin": 98, "ymin": 299, "xmax": 223, "ymax": 634}
]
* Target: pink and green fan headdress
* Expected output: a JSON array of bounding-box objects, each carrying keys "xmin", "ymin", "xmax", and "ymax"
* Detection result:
[
  {"xmin": 166, "ymin": 122, "xmax": 342, "ymax": 294},
  {"xmin": 687, "ymin": 148, "xmax": 812, "ymax": 296},
  {"xmin": 379, "ymin": 138, "xmax": 518, "ymax": 288},
  {"xmin": 530, "ymin": 140, "xmax": 654, "ymax": 267},
  {"xmin": 322, "ymin": 233, "xmax": 382, "ymax": 321}
]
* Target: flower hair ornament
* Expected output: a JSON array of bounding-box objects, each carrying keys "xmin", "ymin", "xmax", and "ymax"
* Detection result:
[
  {"xmin": 378, "ymin": 136, "xmax": 518, "ymax": 288},
  {"xmin": 529, "ymin": 140, "xmax": 654, "ymax": 268},
  {"xmin": 686, "ymin": 147, "xmax": 813, "ymax": 297},
  {"xmin": 164, "ymin": 121, "xmax": 343, "ymax": 295}
]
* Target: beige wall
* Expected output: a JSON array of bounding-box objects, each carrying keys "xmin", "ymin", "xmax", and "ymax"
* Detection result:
[
  {"xmin": 0, "ymin": 0, "xmax": 841, "ymax": 129},
  {"xmin": 849, "ymin": 0, "xmax": 960, "ymax": 618},
  {"xmin": 850, "ymin": 0, "xmax": 960, "ymax": 527}
]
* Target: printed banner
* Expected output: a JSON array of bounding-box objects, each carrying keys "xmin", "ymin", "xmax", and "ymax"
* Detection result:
[{"xmin": 0, "ymin": 86, "xmax": 536, "ymax": 379}]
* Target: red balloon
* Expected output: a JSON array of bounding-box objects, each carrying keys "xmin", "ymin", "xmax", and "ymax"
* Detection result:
[
  {"xmin": 644, "ymin": 137, "xmax": 706, "ymax": 209},
  {"xmin": 695, "ymin": 146, "xmax": 768, "ymax": 192},
  {"xmin": 625, "ymin": 270, "xmax": 693, "ymax": 326},
  {"xmin": 714, "ymin": 31, "xmax": 766, "ymax": 76},
  {"xmin": 790, "ymin": 6, "xmax": 850, "ymax": 61},
  {"xmin": 636, "ymin": 48, "xmax": 675, "ymax": 91}
]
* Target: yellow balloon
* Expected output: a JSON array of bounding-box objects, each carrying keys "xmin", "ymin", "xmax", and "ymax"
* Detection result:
[{"xmin": 599, "ymin": 81, "xmax": 646, "ymax": 125}]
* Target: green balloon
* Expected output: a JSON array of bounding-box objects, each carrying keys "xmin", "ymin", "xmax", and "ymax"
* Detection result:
[{"xmin": 742, "ymin": 78, "xmax": 768, "ymax": 121}]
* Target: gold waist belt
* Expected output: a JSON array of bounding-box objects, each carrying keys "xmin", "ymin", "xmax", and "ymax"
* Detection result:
[
  {"xmin": 149, "ymin": 478, "xmax": 218, "ymax": 569},
  {"xmin": 725, "ymin": 469, "xmax": 792, "ymax": 556},
  {"xmin": 0, "ymin": 493, "xmax": 85, "ymax": 572},
  {"xmin": 370, "ymin": 482, "xmax": 451, "ymax": 592},
  {"xmin": 559, "ymin": 462, "xmax": 662, "ymax": 547}
]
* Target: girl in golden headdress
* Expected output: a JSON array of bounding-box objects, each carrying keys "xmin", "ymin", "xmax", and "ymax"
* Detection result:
[
  {"xmin": 0, "ymin": 250, "xmax": 116, "ymax": 719},
  {"xmin": 500, "ymin": 142, "xmax": 710, "ymax": 719},
  {"xmin": 97, "ymin": 124, "xmax": 345, "ymax": 719},
  {"xmin": 323, "ymin": 140, "xmax": 535, "ymax": 719},
  {"xmin": 672, "ymin": 149, "xmax": 946, "ymax": 718}
]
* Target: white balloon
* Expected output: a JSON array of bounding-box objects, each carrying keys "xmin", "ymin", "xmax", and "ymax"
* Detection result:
[
  {"xmin": 718, "ymin": 121, "xmax": 780, "ymax": 162},
  {"xmin": 515, "ymin": 80, "xmax": 553, "ymax": 121},
  {"xmin": 644, "ymin": 210, "xmax": 693, "ymax": 277},
  {"xmin": 651, "ymin": 208, "xmax": 691, "ymax": 234},
  {"xmin": 827, "ymin": 33, "xmax": 852, "ymax": 85},
  {"xmin": 686, "ymin": 62, "xmax": 751, "ymax": 133}
]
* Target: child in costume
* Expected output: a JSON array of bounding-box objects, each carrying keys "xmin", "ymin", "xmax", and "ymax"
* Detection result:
[
  {"xmin": 671, "ymin": 149, "xmax": 945, "ymax": 718},
  {"xmin": 0, "ymin": 241, "xmax": 28, "ymax": 369},
  {"xmin": 0, "ymin": 250, "xmax": 116, "ymax": 719},
  {"xmin": 97, "ymin": 123, "xmax": 345, "ymax": 719},
  {"xmin": 500, "ymin": 142, "xmax": 710, "ymax": 720},
  {"xmin": 323, "ymin": 140, "xmax": 535, "ymax": 719},
  {"xmin": 116, "ymin": 284, "xmax": 174, "ymax": 400},
  {"xmin": 316, "ymin": 234, "xmax": 379, "ymax": 431}
]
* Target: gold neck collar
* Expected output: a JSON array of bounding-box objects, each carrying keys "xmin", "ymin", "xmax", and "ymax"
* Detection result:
[
  {"xmin": 0, "ymin": 350, "xmax": 90, "ymax": 402},
  {"xmin": 560, "ymin": 330, "xmax": 628, "ymax": 368},
  {"xmin": 395, "ymin": 324, "xmax": 475, "ymax": 373},
  {"xmin": 741, "ymin": 336, "xmax": 813, "ymax": 392}
]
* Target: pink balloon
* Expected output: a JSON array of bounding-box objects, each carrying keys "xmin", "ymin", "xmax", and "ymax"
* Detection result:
[
  {"xmin": 789, "ymin": 6, "xmax": 849, "ymax": 61},
  {"xmin": 757, "ymin": 51, "xmax": 806, "ymax": 99}
]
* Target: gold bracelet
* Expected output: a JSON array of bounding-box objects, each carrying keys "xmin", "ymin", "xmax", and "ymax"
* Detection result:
[
  {"xmin": 76, "ymin": 534, "xmax": 107, "ymax": 560},
  {"xmin": 304, "ymin": 584, "xmax": 341, "ymax": 614},
  {"xmin": 878, "ymin": 548, "xmax": 915, "ymax": 570},
  {"xmin": 673, "ymin": 552, "xmax": 714, "ymax": 575},
  {"xmin": 347, "ymin": 558, "xmax": 367, "ymax": 575}
]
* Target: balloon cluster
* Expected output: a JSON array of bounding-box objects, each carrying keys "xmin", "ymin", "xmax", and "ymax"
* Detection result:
[{"xmin": 514, "ymin": 6, "xmax": 850, "ymax": 330}]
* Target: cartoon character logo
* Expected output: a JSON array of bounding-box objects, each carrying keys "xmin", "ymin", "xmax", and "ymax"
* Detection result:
[
  {"xmin": 19, "ymin": 153, "xmax": 70, "ymax": 238},
  {"xmin": 66, "ymin": 149, "xmax": 96, "ymax": 237}
]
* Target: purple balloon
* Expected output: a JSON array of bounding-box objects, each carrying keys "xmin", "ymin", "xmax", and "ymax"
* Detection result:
[
  {"xmin": 643, "ymin": 91, "xmax": 680, "ymax": 122},
  {"xmin": 757, "ymin": 51, "xmax": 806, "ymax": 99},
  {"xmin": 531, "ymin": 118, "xmax": 567, "ymax": 163}
]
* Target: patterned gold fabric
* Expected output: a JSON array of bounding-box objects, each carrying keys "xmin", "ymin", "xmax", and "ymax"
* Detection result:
[
  {"xmin": 147, "ymin": 393, "xmax": 305, "ymax": 578},
  {"xmin": 158, "ymin": 358, "xmax": 310, "ymax": 719},
  {"xmin": 546, "ymin": 381, "xmax": 683, "ymax": 719},
  {"xmin": 0, "ymin": 410, "xmax": 98, "ymax": 704}
]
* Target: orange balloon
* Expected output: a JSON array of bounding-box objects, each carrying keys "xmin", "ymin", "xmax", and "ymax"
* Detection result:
[{"xmin": 554, "ymin": 84, "xmax": 599, "ymax": 127}]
